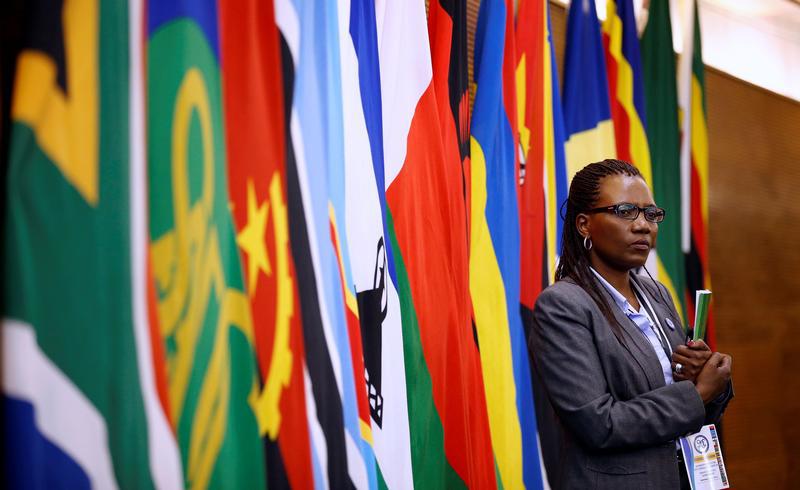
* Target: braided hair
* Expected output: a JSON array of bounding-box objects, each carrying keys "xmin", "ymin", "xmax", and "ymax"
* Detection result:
[{"xmin": 555, "ymin": 159, "xmax": 642, "ymax": 340}]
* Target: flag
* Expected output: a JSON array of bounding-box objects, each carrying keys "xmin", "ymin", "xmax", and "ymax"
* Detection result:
[
  {"xmin": 217, "ymin": 0, "xmax": 314, "ymax": 487},
  {"xmin": 641, "ymin": 0, "xmax": 688, "ymax": 324},
  {"xmin": 327, "ymin": 3, "xmax": 379, "ymax": 482},
  {"xmin": 602, "ymin": 0, "xmax": 653, "ymax": 187},
  {"xmin": 147, "ymin": 0, "xmax": 268, "ymax": 487},
  {"xmin": 563, "ymin": 0, "xmax": 616, "ymax": 181},
  {"xmin": 603, "ymin": 0, "xmax": 685, "ymax": 318},
  {"xmin": 378, "ymin": 0, "xmax": 496, "ymax": 487},
  {"xmin": 275, "ymin": 1, "xmax": 350, "ymax": 485},
  {"xmin": 337, "ymin": 0, "xmax": 414, "ymax": 486},
  {"xmin": 517, "ymin": 0, "xmax": 548, "ymax": 304},
  {"xmin": 428, "ymin": 0, "xmax": 471, "ymax": 226},
  {"xmin": 516, "ymin": 1, "xmax": 568, "ymax": 484},
  {"xmin": 275, "ymin": 0, "xmax": 377, "ymax": 487},
  {"xmin": 544, "ymin": 4, "xmax": 570, "ymax": 284},
  {"xmin": 678, "ymin": 1, "xmax": 714, "ymax": 347},
  {"xmin": 471, "ymin": 0, "xmax": 545, "ymax": 488},
  {"xmin": 3, "ymin": 0, "xmax": 182, "ymax": 487}
]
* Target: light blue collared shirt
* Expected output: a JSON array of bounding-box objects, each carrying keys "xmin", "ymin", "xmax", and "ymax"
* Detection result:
[{"xmin": 591, "ymin": 268, "xmax": 674, "ymax": 387}]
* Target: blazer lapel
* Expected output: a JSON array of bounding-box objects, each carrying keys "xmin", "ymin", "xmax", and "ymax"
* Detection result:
[
  {"xmin": 601, "ymin": 280, "xmax": 667, "ymax": 390},
  {"xmin": 568, "ymin": 275, "xmax": 666, "ymax": 390},
  {"xmin": 630, "ymin": 274, "xmax": 686, "ymax": 352}
]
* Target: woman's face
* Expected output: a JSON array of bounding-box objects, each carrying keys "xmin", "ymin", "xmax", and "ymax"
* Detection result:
[{"xmin": 578, "ymin": 174, "xmax": 659, "ymax": 273}]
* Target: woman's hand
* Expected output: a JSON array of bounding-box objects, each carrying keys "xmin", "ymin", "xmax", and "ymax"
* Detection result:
[
  {"xmin": 694, "ymin": 352, "xmax": 732, "ymax": 403},
  {"xmin": 671, "ymin": 339, "xmax": 712, "ymax": 382}
]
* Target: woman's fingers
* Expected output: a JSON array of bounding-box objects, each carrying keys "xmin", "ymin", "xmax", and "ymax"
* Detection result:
[
  {"xmin": 671, "ymin": 353, "xmax": 695, "ymax": 366},
  {"xmin": 686, "ymin": 339, "xmax": 711, "ymax": 351},
  {"xmin": 670, "ymin": 342, "xmax": 725, "ymax": 383},
  {"xmin": 674, "ymin": 345, "xmax": 712, "ymax": 363},
  {"xmin": 672, "ymin": 351, "xmax": 707, "ymax": 369},
  {"xmin": 672, "ymin": 356, "xmax": 703, "ymax": 380}
]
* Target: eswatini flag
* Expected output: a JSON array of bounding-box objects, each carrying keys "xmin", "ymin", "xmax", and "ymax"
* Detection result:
[
  {"xmin": 218, "ymin": 0, "xmax": 314, "ymax": 487},
  {"xmin": 377, "ymin": 0, "xmax": 495, "ymax": 487},
  {"xmin": 678, "ymin": 1, "xmax": 715, "ymax": 348},
  {"xmin": 470, "ymin": 0, "xmax": 545, "ymax": 488},
  {"xmin": 3, "ymin": 0, "xmax": 182, "ymax": 487}
]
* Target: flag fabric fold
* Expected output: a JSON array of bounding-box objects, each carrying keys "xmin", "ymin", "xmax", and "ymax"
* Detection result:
[
  {"xmin": 678, "ymin": 1, "xmax": 714, "ymax": 348},
  {"xmin": 275, "ymin": 0, "xmax": 377, "ymax": 487},
  {"xmin": 338, "ymin": 0, "xmax": 414, "ymax": 486},
  {"xmin": 428, "ymin": 0, "xmax": 471, "ymax": 225},
  {"xmin": 146, "ymin": 0, "xmax": 267, "ymax": 487},
  {"xmin": 602, "ymin": 0, "xmax": 653, "ymax": 187},
  {"xmin": 218, "ymin": 0, "xmax": 315, "ymax": 487},
  {"xmin": 2, "ymin": 3, "xmax": 718, "ymax": 489},
  {"xmin": 603, "ymin": 0, "xmax": 685, "ymax": 322},
  {"xmin": 516, "ymin": 1, "xmax": 567, "ymax": 485},
  {"xmin": 378, "ymin": 0, "xmax": 496, "ymax": 487},
  {"xmin": 642, "ymin": 0, "xmax": 688, "ymax": 325},
  {"xmin": 471, "ymin": 0, "xmax": 545, "ymax": 488},
  {"xmin": 562, "ymin": 0, "xmax": 616, "ymax": 181},
  {"xmin": 3, "ymin": 0, "xmax": 181, "ymax": 487},
  {"xmin": 517, "ymin": 0, "xmax": 549, "ymax": 306},
  {"xmin": 543, "ymin": 3, "xmax": 570, "ymax": 285}
]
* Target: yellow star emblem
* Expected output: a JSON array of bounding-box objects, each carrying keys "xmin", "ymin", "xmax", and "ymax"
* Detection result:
[{"xmin": 236, "ymin": 179, "xmax": 272, "ymax": 297}]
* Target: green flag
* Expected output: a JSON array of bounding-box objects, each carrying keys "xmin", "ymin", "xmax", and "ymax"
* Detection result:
[
  {"xmin": 642, "ymin": 0, "xmax": 688, "ymax": 324},
  {"xmin": 2, "ymin": 0, "xmax": 182, "ymax": 487},
  {"xmin": 146, "ymin": 1, "xmax": 266, "ymax": 488}
]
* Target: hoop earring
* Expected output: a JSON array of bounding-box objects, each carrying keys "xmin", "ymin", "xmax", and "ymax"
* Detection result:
[{"xmin": 583, "ymin": 236, "xmax": 592, "ymax": 251}]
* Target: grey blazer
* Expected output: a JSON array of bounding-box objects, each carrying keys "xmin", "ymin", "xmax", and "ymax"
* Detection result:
[{"xmin": 529, "ymin": 272, "xmax": 732, "ymax": 490}]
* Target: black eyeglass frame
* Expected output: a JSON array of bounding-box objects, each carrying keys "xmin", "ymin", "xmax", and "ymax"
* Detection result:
[{"xmin": 586, "ymin": 203, "xmax": 666, "ymax": 223}]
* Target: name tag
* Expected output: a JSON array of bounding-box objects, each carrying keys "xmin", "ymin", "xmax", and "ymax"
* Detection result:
[{"xmin": 680, "ymin": 424, "xmax": 730, "ymax": 489}]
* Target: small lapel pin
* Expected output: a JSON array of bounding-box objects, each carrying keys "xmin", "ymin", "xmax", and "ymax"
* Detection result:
[{"xmin": 665, "ymin": 318, "xmax": 676, "ymax": 330}]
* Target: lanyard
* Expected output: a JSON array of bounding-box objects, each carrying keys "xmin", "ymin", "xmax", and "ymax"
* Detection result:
[{"xmin": 631, "ymin": 282, "xmax": 673, "ymax": 358}]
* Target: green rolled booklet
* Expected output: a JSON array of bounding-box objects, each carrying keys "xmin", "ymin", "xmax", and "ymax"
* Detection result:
[{"xmin": 693, "ymin": 290, "xmax": 712, "ymax": 341}]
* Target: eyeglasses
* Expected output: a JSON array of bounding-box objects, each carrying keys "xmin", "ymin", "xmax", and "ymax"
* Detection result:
[{"xmin": 587, "ymin": 203, "xmax": 666, "ymax": 223}]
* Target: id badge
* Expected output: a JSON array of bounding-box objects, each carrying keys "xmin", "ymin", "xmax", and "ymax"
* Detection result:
[{"xmin": 679, "ymin": 424, "xmax": 730, "ymax": 489}]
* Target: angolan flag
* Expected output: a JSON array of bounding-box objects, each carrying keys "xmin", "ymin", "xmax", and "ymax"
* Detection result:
[
  {"xmin": 218, "ymin": 0, "xmax": 314, "ymax": 487},
  {"xmin": 3, "ymin": 0, "xmax": 182, "ymax": 487}
]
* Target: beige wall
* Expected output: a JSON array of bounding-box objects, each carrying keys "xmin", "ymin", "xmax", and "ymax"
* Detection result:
[{"xmin": 703, "ymin": 67, "xmax": 800, "ymax": 488}]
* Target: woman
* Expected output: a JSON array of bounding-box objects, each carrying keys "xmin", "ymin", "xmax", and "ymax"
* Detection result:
[{"xmin": 530, "ymin": 159, "xmax": 732, "ymax": 489}]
